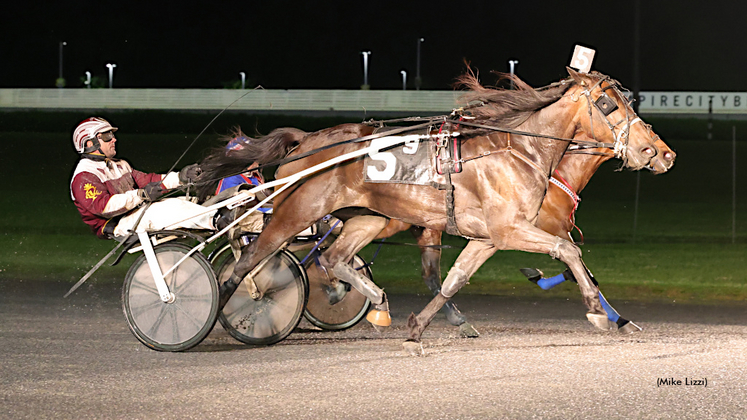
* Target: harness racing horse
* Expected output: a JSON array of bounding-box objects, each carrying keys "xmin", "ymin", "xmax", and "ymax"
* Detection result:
[
  {"xmin": 201, "ymin": 68, "xmax": 672, "ymax": 355},
  {"xmin": 309, "ymin": 124, "xmax": 674, "ymax": 336},
  {"xmin": 344, "ymin": 134, "xmax": 675, "ymax": 336}
]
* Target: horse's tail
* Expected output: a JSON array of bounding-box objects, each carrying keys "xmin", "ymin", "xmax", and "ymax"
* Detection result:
[{"xmin": 196, "ymin": 126, "xmax": 307, "ymax": 200}]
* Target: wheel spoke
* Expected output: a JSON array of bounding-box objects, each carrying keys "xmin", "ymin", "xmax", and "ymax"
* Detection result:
[
  {"xmin": 172, "ymin": 301, "xmax": 208, "ymax": 330},
  {"xmin": 259, "ymin": 268, "xmax": 295, "ymax": 295},
  {"xmin": 247, "ymin": 306, "xmax": 279, "ymax": 338},
  {"xmin": 224, "ymin": 297, "xmax": 257, "ymax": 325},
  {"xmin": 175, "ymin": 273, "xmax": 205, "ymax": 297},
  {"xmin": 129, "ymin": 278, "xmax": 159, "ymax": 295},
  {"xmin": 264, "ymin": 286, "xmax": 299, "ymax": 313},
  {"xmin": 127, "ymin": 297, "xmax": 164, "ymax": 318},
  {"xmin": 145, "ymin": 301, "xmax": 170, "ymax": 339},
  {"xmin": 168, "ymin": 306, "xmax": 180, "ymax": 343}
]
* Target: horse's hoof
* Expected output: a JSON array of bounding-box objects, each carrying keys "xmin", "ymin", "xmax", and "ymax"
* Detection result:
[
  {"xmin": 445, "ymin": 311, "xmax": 467, "ymax": 327},
  {"xmin": 617, "ymin": 320, "xmax": 643, "ymax": 334},
  {"xmin": 325, "ymin": 281, "xmax": 348, "ymax": 305},
  {"xmin": 366, "ymin": 309, "xmax": 392, "ymax": 328},
  {"xmin": 459, "ymin": 323, "xmax": 480, "ymax": 338},
  {"xmin": 519, "ymin": 267, "xmax": 543, "ymax": 283},
  {"xmin": 403, "ymin": 340, "xmax": 425, "ymax": 357},
  {"xmin": 586, "ymin": 313, "xmax": 613, "ymax": 331}
]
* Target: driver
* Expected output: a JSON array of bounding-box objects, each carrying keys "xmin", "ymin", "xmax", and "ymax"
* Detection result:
[{"xmin": 70, "ymin": 117, "xmax": 230, "ymax": 239}]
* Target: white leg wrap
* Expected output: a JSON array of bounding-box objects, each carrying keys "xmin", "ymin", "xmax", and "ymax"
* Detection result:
[{"xmin": 440, "ymin": 267, "xmax": 468, "ymax": 298}]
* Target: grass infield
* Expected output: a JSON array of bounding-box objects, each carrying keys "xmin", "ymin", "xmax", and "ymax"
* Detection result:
[{"xmin": 1, "ymin": 123, "xmax": 745, "ymax": 304}]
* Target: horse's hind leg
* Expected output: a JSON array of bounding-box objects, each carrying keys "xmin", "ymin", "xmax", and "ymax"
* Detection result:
[
  {"xmin": 404, "ymin": 240, "xmax": 496, "ymax": 356},
  {"xmin": 219, "ymin": 195, "xmax": 334, "ymax": 309},
  {"xmin": 410, "ymin": 226, "xmax": 479, "ymax": 338},
  {"xmin": 320, "ymin": 215, "xmax": 392, "ymax": 327}
]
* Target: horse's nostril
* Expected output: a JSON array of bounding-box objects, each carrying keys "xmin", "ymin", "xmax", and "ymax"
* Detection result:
[
  {"xmin": 641, "ymin": 147, "xmax": 654, "ymax": 157},
  {"xmin": 663, "ymin": 152, "xmax": 673, "ymax": 161}
]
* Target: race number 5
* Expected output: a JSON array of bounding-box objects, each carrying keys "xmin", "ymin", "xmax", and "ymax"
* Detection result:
[
  {"xmin": 367, "ymin": 137, "xmax": 396, "ymax": 181},
  {"xmin": 570, "ymin": 45, "xmax": 595, "ymax": 74}
]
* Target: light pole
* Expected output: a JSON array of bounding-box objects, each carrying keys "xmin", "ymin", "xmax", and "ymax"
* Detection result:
[
  {"xmin": 84, "ymin": 71, "xmax": 91, "ymax": 89},
  {"xmin": 415, "ymin": 37, "xmax": 424, "ymax": 90},
  {"xmin": 57, "ymin": 41, "xmax": 67, "ymax": 88},
  {"xmin": 508, "ymin": 59, "xmax": 519, "ymax": 89},
  {"xmin": 400, "ymin": 70, "xmax": 407, "ymax": 90},
  {"xmin": 239, "ymin": 72, "xmax": 246, "ymax": 89},
  {"xmin": 106, "ymin": 63, "xmax": 117, "ymax": 89},
  {"xmin": 361, "ymin": 51, "xmax": 371, "ymax": 90}
]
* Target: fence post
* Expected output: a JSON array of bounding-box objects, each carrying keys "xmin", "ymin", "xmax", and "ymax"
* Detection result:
[
  {"xmin": 707, "ymin": 98, "xmax": 713, "ymax": 140},
  {"xmin": 733, "ymin": 125, "xmax": 737, "ymax": 244}
]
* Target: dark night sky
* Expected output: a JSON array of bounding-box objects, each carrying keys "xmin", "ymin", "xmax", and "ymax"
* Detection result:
[{"xmin": 2, "ymin": 1, "xmax": 745, "ymax": 92}]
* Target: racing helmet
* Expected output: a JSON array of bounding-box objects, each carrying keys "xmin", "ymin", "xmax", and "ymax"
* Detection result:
[{"xmin": 73, "ymin": 117, "xmax": 118, "ymax": 153}]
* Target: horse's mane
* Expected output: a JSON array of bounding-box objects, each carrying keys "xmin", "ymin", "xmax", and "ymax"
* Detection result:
[
  {"xmin": 457, "ymin": 69, "xmax": 575, "ymax": 134},
  {"xmin": 196, "ymin": 126, "xmax": 307, "ymax": 200}
]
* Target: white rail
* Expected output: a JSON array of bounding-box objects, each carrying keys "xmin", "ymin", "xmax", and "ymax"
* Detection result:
[
  {"xmin": 0, "ymin": 88, "xmax": 466, "ymax": 113},
  {"xmin": 4, "ymin": 88, "xmax": 746, "ymax": 114}
]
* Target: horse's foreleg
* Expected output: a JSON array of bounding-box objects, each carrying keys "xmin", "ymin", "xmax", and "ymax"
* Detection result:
[
  {"xmin": 411, "ymin": 226, "xmax": 479, "ymax": 338},
  {"xmin": 404, "ymin": 240, "xmax": 495, "ymax": 355},
  {"xmin": 493, "ymin": 223, "xmax": 607, "ymax": 329},
  {"xmin": 581, "ymin": 269, "xmax": 642, "ymax": 333},
  {"xmin": 520, "ymin": 266, "xmax": 642, "ymax": 333}
]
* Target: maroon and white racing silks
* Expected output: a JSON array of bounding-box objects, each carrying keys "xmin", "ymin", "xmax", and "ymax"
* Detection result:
[{"xmin": 70, "ymin": 157, "xmax": 179, "ymax": 238}]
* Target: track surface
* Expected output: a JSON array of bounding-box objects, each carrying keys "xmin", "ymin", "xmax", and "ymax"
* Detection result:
[{"xmin": 1, "ymin": 279, "xmax": 746, "ymax": 419}]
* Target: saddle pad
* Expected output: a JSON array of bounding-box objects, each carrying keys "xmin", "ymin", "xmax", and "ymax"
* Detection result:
[{"xmin": 363, "ymin": 135, "xmax": 437, "ymax": 186}]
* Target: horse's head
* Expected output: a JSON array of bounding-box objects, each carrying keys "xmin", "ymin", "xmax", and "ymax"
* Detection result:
[{"xmin": 566, "ymin": 68, "xmax": 671, "ymax": 172}]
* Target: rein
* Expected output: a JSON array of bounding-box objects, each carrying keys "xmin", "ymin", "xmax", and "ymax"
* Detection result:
[
  {"xmin": 192, "ymin": 116, "xmax": 614, "ymax": 189},
  {"xmin": 190, "ymin": 77, "xmax": 636, "ymax": 189},
  {"xmin": 453, "ymin": 119, "xmax": 615, "ymax": 148}
]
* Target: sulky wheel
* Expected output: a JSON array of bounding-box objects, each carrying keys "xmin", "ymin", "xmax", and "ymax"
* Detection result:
[
  {"xmin": 212, "ymin": 244, "xmax": 308, "ymax": 346},
  {"xmin": 302, "ymin": 253, "xmax": 371, "ymax": 331},
  {"xmin": 122, "ymin": 243, "xmax": 219, "ymax": 352}
]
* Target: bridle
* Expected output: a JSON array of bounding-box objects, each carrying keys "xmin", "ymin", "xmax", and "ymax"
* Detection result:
[{"xmin": 572, "ymin": 75, "xmax": 656, "ymax": 167}]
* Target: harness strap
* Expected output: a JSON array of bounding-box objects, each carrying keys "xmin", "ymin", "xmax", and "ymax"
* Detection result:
[
  {"xmin": 457, "ymin": 135, "xmax": 548, "ymax": 180},
  {"xmin": 444, "ymin": 180, "xmax": 462, "ymax": 237}
]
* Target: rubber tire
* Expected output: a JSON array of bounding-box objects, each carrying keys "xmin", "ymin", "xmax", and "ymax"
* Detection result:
[
  {"xmin": 302, "ymin": 253, "xmax": 372, "ymax": 331},
  {"xmin": 122, "ymin": 243, "xmax": 219, "ymax": 352},
  {"xmin": 212, "ymin": 245, "xmax": 308, "ymax": 346}
]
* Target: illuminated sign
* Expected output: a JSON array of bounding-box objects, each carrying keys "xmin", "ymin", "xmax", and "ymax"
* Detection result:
[{"xmin": 638, "ymin": 92, "xmax": 747, "ymax": 114}]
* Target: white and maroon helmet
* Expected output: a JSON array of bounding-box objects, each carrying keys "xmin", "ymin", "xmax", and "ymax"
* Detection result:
[{"xmin": 72, "ymin": 117, "xmax": 118, "ymax": 153}]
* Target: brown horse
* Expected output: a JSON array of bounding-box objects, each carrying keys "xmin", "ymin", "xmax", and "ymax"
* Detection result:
[
  {"xmin": 307, "ymin": 133, "xmax": 674, "ymax": 336},
  {"xmin": 373, "ymin": 135, "xmax": 673, "ymax": 326},
  {"xmin": 201, "ymin": 68, "xmax": 672, "ymax": 355}
]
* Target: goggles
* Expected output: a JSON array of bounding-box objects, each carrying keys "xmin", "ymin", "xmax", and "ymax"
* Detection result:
[{"xmin": 98, "ymin": 131, "xmax": 116, "ymax": 142}]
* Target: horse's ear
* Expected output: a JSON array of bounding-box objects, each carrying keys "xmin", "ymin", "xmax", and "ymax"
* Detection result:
[{"xmin": 566, "ymin": 66, "xmax": 586, "ymax": 86}]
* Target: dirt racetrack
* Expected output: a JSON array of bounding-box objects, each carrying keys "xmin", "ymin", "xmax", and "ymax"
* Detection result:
[{"xmin": 1, "ymin": 279, "xmax": 745, "ymax": 419}]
